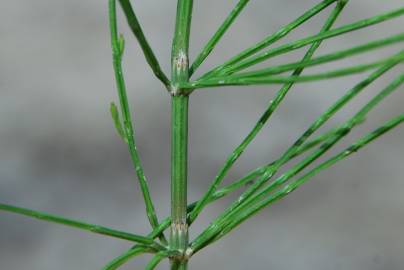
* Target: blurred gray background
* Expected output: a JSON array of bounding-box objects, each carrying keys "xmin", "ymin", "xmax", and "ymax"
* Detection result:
[{"xmin": 1, "ymin": 0, "xmax": 403, "ymax": 269}]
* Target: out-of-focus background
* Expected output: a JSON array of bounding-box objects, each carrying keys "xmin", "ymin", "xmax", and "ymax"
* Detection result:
[{"xmin": 1, "ymin": 0, "xmax": 403, "ymax": 269}]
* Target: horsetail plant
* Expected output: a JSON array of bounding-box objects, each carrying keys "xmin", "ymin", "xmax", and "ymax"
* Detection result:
[{"xmin": 1, "ymin": 0, "xmax": 404, "ymax": 269}]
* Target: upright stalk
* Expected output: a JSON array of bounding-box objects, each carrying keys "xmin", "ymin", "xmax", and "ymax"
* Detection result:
[
  {"xmin": 170, "ymin": 95, "xmax": 189, "ymax": 269},
  {"xmin": 170, "ymin": 1, "xmax": 193, "ymax": 269}
]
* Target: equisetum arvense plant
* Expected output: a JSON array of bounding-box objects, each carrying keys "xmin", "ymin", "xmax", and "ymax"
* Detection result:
[{"xmin": 1, "ymin": 0, "xmax": 404, "ymax": 269}]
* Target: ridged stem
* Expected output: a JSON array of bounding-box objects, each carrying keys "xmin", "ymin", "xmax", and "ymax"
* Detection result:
[
  {"xmin": 170, "ymin": 95, "xmax": 189, "ymax": 256},
  {"xmin": 170, "ymin": 1, "xmax": 193, "ymax": 269}
]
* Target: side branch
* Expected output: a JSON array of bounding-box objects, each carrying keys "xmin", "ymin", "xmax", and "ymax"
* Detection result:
[
  {"xmin": 199, "ymin": 0, "xmax": 339, "ymax": 79},
  {"xmin": 187, "ymin": 51, "xmax": 404, "ymax": 89},
  {"xmin": 231, "ymin": 32, "xmax": 404, "ymax": 78},
  {"xmin": 0, "ymin": 203, "xmax": 159, "ymax": 246},
  {"xmin": 102, "ymin": 246, "xmax": 155, "ymax": 270},
  {"xmin": 190, "ymin": 0, "xmax": 251, "ymax": 75},
  {"xmin": 118, "ymin": 0, "xmax": 170, "ymax": 88},
  {"xmin": 109, "ymin": 0, "xmax": 166, "ymax": 243},
  {"xmin": 212, "ymin": 6, "xmax": 404, "ymax": 77}
]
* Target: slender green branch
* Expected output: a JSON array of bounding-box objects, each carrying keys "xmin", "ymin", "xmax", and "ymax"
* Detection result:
[
  {"xmin": 109, "ymin": 0, "xmax": 166, "ymax": 243},
  {"xmin": 128, "ymin": 219, "xmax": 172, "ymax": 261},
  {"xmin": 199, "ymin": 0, "xmax": 339, "ymax": 80},
  {"xmin": 102, "ymin": 246, "xmax": 155, "ymax": 270},
  {"xmin": 118, "ymin": 0, "xmax": 170, "ymax": 88},
  {"xmin": 187, "ymin": 51, "xmax": 404, "ymax": 89},
  {"xmin": 0, "ymin": 203, "xmax": 158, "ymax": 246},
  {"xmin": 189, "ymin": 0, "xmax": 250, "ymax": 75},
  {"xmin": 230, "ymin": 32, "xmax": 404, "ymax": 77},
  {"xmin": 213, "ymin": 114, "xmax": 404, "ymax": 243},
  {"xmin": 187, "ymin": 1, "xmax": 347, "ymax": 224},
  {"xmin": 209, "ymin": 6, "xmax": 404, "ymax": 77},
  {"xmin": 146, "ymin": 252, "xmax": 168, "ymax": 270}
]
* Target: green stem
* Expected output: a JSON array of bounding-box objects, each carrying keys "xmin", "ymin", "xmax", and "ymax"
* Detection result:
[
  {"xmin": 189, "ymin": 0, "xmax": 250, "ymax": 75},
  {"xmin": 170, "ymin": 1, "xmax": 193, "ymax": 269},
  {"xmin": 170, "ymin": 95, "xmax": 189, "ymax": 254},
  {"xmin": 109, "ymin": 0, "xmax": 167, "ymax": 244},
  {"xmin": 171, "ymin": 0, "xmax": 193, "ymax": 88}
]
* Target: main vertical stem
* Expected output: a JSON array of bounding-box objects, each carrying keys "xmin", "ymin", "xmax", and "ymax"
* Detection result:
[
  {"xmin": 170, "ymin": 1, "xmax": 193, "ymax": 270},
  {"xmin": 170, "ymin": 95, "xmax": 189, "ymax": 270}
]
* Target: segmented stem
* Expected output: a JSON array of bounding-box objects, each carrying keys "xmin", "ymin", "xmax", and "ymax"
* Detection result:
[{"xmin": 170, "ymin": 1, "xmax": 194, "ymax": 269}]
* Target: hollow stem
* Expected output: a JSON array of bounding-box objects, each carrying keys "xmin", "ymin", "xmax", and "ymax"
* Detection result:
[{"xmin": 170, "ymin": 1, "xmax": 193, "ymax": 269}]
